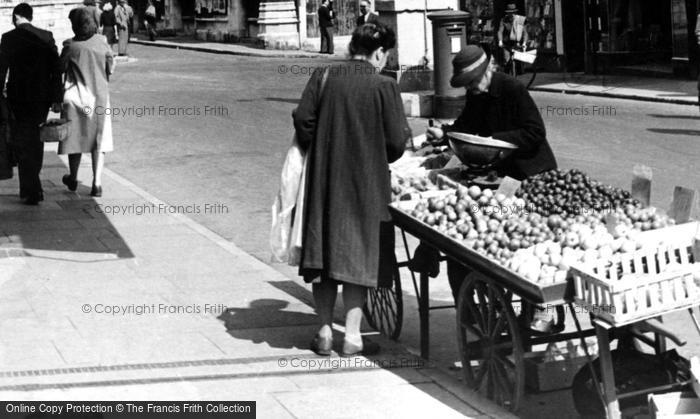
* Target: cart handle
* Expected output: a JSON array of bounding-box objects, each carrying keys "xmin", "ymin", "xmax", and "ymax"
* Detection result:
[{"xmin": 633, "ymin": 318, "xmax": 686, "ymax": 347}]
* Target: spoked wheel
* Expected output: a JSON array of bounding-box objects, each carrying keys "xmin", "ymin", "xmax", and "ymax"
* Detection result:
[
  {"xmin": 363, "ymin": 265, "xmax": 403, "ymax": 340},
  {"xmin": 456, "ymin": 273, "xmax": 525, "ymax": 411}
]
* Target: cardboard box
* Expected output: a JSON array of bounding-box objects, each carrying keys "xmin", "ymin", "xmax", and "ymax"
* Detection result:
[
  {"xmin": 524, "ymin": 351, "xmax": 589, "ymax": 392},
  {"xmin": 648, "ymin": 392, "xmax": 700, "ymax": 418}
]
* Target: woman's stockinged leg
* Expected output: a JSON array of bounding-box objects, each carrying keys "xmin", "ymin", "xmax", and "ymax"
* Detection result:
[
  {"xmin": 68, "ymin": 154, "xmax": 81, "ymax": 180},
  {"xmin": 91, "ymin": 150, "xmax": 104, "ymax": 186},
  {"xmin": 312, "ymin": 280, "xmax": 338, "ymax": 338},
  {"xmin": 343, "ymin": 283, "xmax": 367, "ymax": 346}
]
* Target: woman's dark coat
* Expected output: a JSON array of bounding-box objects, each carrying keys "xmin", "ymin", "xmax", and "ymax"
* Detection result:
[{"xmin": 293, "ymin": 60, "xmax": 411, "ymax": 287}]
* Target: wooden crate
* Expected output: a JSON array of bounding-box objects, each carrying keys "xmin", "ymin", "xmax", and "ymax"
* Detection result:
[{"xmin": 571, "ymin": 229, "xmax": 700, "ymax": 326}]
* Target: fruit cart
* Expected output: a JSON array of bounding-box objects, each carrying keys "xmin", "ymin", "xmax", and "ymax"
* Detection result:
[
  {"xmin": 388, "ymin": 200, "xmax": 700, "ymax": 417},
  {"xmin": 388, "ymin": 197, "xmax": 586, "ymax": 411},
  {"xmin": 361, "ymin": 133, "xmax": 700, "ymax": 417}
]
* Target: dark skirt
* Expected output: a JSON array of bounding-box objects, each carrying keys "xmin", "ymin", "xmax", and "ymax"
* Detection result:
[
  {"xmin": 301, "ymin": 221, "xmax": 397, "ymax": 289},
  {"xmin": 103, "ymin": 27, "xmax": 117, "ymax": 45}
]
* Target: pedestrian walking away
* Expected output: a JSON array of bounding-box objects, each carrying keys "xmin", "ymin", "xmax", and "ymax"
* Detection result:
[
  {"xmin": 293, "ymin": 23, "xmax": 412, "ymax": 357},
  {"xmin": 60, "ymin": 7, "xmax": 114, "ymax": 198},
  {"xmin": 115, "ymin": 0, "xmax": 130, "ymax": 55},
  {"xmin": 318, "ymin": 0, "xmax": 334, "ymax": 54},
  {"xmin": 100, "ymin": 1, "xmax": 118, "ymax": 52},
  {"xmin": 0, "ymin": 2, "xmax": 63, "ymax": 205},
  {"xmin": 145, "ymin": 0, "xmax": 157, "ymax": 41},
  {"xmin": 356, "ymin": 0, "xmax": 378, "ymax": 26},
  {"xmin": 81, "ymin": 0, "xmax": 101, "ymax": 33}
]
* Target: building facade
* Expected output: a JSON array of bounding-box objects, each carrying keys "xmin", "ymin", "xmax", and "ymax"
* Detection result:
[
  {"xmin": 459, "ymin": 0, "xmax": 698, "ymax": 77},
  {"xmin": 582, "ymin": 0, "xmax": 698, "ymax": 77}
]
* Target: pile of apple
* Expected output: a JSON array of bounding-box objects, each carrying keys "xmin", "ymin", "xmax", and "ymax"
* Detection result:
[
  {"xmin": 608, "ymin": 204, "xmax": 675, "ymax": 232},
  {"xmin": 408, "ymin": 184, "xmax": 646, "ymax": 284},
  {"xmin": 391, "ymin": 173, "xmax": 437, "ymax": 201},
  {"xmin": 508, "ymin": 219, "xmax": 644, "ymax": 284},
  {"xmin": 516, "ymin": 168, "xmax": 639, "ymax": 218}
]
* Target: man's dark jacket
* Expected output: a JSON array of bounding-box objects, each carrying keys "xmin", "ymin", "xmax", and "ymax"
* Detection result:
[
  {"xmin": 356, "ymin": 11, "xmax": 378, "ymax": 26},
  {"xmin": 318, "ymin": 5, "xmax": 334, "ymax": 28},
  {"xmin": 0, "ymin": 23, "xmax": 62, "ymax": 105},
  {"xmin": 449, "ymin": 72, "xmax": 556, "ymax": 180}
]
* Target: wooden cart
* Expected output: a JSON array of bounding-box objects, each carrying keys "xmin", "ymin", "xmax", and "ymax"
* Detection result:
[{"xmin": 372, "ymin": 201, "xmax": 700, "ymax": 417}]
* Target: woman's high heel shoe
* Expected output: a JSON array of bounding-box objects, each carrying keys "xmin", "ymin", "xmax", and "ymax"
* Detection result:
[
  {"xmin": 62, "ymin": 174, "xmax": 78, "ymax": 192},
  {"xmin": 91, "ymin": 185, "xmax": 102, "ymax": 197}
]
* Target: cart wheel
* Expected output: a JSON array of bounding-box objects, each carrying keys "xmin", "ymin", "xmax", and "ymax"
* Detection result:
[
  {"xmin": 363, "ymin": 265, "xmax": 403, "ymax": 340},
  {"xmin": 456, "ymin": 273, "xmax": 525, "ymax": 411}
]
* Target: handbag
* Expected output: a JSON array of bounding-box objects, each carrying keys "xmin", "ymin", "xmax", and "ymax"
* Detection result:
[
  {"xmin": 39, "ymin": 118, "xmax": 71, "ymax": 143},
  {"xmin": 270, "ymin": 68, "xmax": 329, "ymax": 265}
]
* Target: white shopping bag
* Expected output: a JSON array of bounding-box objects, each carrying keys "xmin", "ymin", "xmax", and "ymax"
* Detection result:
[{"xmin": 270, "ymin": 134, "xmax": 305, "ymax": 263}]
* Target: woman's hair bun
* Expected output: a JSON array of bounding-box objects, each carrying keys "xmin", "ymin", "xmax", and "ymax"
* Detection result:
[{"xmin": 349, "ymin": 22, "xmax": 396, "ymax": 56}]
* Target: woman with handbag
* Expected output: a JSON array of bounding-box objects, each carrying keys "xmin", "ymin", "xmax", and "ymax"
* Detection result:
[
  {"xmin": 59, "ymin": 7, "xmax": 114, "ymax": 197},
  {"xmin": 293, "ymin": 23, "xmax": 412, "ymax": 357}
]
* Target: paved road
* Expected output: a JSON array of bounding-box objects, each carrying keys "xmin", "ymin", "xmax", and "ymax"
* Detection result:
[{"xmin": 107, "ymin": 45, "xmax": 700, "ymax": 418}]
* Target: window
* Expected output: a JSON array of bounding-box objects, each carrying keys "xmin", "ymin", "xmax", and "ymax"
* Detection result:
[{"xmin": 195, "ymin": 0, "xmax": 227, "ymax": 17}]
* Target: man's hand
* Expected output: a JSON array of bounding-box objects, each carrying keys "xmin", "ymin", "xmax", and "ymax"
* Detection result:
[
  {"xmin": 50, "ymin": 103, "xmax": 61, "ymax": 113},
  {"xmin": 426, "ymin": 126, "xmax": 444, "ymax": 141}
]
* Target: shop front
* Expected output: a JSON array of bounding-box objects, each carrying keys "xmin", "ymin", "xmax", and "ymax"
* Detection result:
[
  {"xmin": 583, "ymin": 0, "xmax": 698, "ymax": 77},
  {"xmin": 460, "ymin": 0, "xmax": 569, "ymax": 71}
]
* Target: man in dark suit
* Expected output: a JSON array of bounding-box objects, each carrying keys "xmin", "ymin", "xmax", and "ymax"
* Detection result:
[
  {"xmin": 318, "ymin": 0, "xmax": 334, "ymax": 54},
  {"xmin": 0, "ymin": 3, "xmax": 62, "ymax": 204},
  {"xmin": 356, "ymin": 0, "xmax": 378, "ymax": 26}
]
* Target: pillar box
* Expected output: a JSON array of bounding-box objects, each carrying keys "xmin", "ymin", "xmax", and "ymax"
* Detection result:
[{"xmin": 427, "ymin": 10, "xmax": 471, "ymax": 118}]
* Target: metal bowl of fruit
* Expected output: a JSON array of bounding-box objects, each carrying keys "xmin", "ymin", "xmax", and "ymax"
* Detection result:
[{"xmin": 446, "ymin": 132, "xmax": 518, "ymax": 170}]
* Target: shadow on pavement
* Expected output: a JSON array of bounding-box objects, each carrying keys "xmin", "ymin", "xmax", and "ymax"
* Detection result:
[
  {"xmin": 218, "ymin": 298, "xmax": 318, "ymax": 349},
  {"xmin": 0, "ymin": 151, "xmax": 134, "ymax": 260},
  {"xmin": 646, "ymin": 128, "xmax": 700, "ymax": 136},
  {"xmin": 264, "ymin": 98, "xmax": 300, "ymax": 105},
  {"xmin": 647, "ymin": 113, "xmax": 700, "ymax": 120}
]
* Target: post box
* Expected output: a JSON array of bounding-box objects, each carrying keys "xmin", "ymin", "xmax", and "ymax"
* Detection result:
[{"xmin": 427, "ymin": 10, "xmax": 471, "ymax": 118}]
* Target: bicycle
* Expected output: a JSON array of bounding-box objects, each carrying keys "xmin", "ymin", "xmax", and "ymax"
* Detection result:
[{"xmin": 499, "ymin": 44, "xmax": 538, "ymax": 88}]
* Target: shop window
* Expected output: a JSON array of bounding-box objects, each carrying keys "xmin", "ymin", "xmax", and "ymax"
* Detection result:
[
  {"xmin": 594, "ymin": 0, "xmax": 671, "ymax": 53},
  {"xmin": 196, "ymin": 0, "xmax": 227, "ymax": 17},
  {"xmin": 523, "ymin": 0, "xmax": 556, "ymax": 52}
]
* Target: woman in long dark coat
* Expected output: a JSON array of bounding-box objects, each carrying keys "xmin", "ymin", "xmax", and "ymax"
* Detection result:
[{"xmin": 293, "ymin": 23, "xmax": 412, "ymax": 357}]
